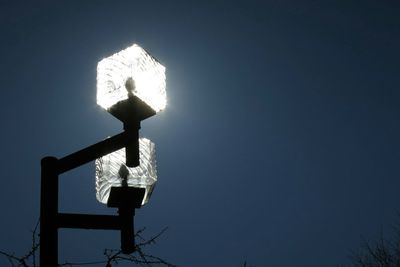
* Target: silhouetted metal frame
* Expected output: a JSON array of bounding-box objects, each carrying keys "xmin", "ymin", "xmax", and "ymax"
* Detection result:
[{"xmin": 40, "ymin": 129, "xmax": 140, "ymax": 267}]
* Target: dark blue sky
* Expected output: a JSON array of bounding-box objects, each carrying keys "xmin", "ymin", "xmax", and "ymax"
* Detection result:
[{"xmin": 1, "ymin": 1, "xmax": 400, "ymax": 266}]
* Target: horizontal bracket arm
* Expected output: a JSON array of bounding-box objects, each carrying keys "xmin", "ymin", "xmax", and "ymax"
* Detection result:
[
  {"xmin": 57, "ymin": 130, "xmax": 137, "ymax": 174},
  {"xmin": 58, "ymin": 213, "xmax": 121, "ymax": 230}
]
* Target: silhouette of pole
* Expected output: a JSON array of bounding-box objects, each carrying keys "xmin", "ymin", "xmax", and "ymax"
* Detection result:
[{"xmin": 40, "ymin": 157, "xmax": 59, "ymax": 267}]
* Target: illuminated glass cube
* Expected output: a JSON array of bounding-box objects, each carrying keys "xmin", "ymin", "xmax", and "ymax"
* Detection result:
[
  {"xmin": 95, "ymin": 138, "xmax": 157, "ymax": 206},
  {"xmin": 97, "ymin": 44, "xmax": 166, "ymax": 114}
]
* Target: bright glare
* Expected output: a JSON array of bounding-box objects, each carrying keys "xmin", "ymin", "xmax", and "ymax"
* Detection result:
[
  {"xmin": 95, "ymin": 138, "xmax": 157, "ymax": 206},
  {"xmin": 97, "ymin": 44, "xmax": 166, "ymax": 112}
]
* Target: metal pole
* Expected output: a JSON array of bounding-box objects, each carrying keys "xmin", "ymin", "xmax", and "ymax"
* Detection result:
[
  {"xmin": 123, "ymin": 122, "xmax": 140, "ymax": 168},
  {"xmin": 119, "ymin": 207, "xmax": 136, "ymax": 254},
  {"xmin": 40, "ymin": 156, "xmax": 59, "ymax": 267}
]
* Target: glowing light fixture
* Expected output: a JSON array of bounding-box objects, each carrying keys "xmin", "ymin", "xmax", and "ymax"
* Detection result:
[
  {"xmin": 96, "ymin": 44, "xmax": 166, "ymax": 167},
  {"xmin": 97, "ymin": 43, "xmax": 166, "ymax": 115},
  {"xmin": 95, "ymin": 138, "xmax": 157, "ymax": 207}
]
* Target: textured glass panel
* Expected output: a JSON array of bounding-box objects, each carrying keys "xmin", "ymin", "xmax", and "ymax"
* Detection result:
[
  {"xmin": 95, "ymin": 138, "xmax": 157, "ymax": 206},
  {"xmin": 97, "ymin": 44, "xmax": 166, "ymax": 112}
]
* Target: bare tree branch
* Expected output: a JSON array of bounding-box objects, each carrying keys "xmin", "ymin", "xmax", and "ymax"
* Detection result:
[
  {"xmin": 0, "ymin": 222, "xmax": 175, "ymax": 267},
  {"xmin": 346, "ymin": 223, "xmax": 400, "ymax": 267}
]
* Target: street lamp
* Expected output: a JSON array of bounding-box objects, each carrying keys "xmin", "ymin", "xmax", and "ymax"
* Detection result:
[
  {"xmin": 40, "ymin": 43, "xmax": 165, "ymax": 266},
  {"xmin": 97, "ymin": 44, "xmax": 166, "ymax": 167}
]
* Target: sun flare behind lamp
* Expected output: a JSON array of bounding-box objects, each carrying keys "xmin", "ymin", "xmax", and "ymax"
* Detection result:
[{"xmin": 97, "ymin": 44, "xmax": 166, "ymax": 167}]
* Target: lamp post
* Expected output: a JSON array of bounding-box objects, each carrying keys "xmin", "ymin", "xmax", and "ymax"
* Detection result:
[{"xmin": 40, "ymin": 44, "xmax": 166, "ymax": 267}]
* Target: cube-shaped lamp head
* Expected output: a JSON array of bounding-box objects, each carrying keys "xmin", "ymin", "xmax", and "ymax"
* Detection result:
[
  {"xmin": 97, "ymin": 44, "xmax": 166, "ymax": 123},
  {"xmin": 95, "ymin": 138, "xmax": 157, "ymax": 207}
]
